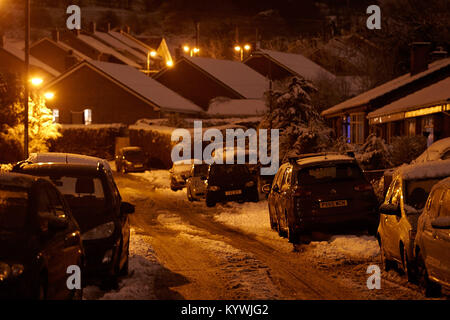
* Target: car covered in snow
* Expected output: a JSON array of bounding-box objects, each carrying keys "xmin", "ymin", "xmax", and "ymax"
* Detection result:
[
  {"xmin": 205, "ymin": 163, "xmax": 258, "ymax": 207},
  {"xmin": 169, "ymin": 160, "xmax": 199, "ymax": 191},
  {"xmin": 115, "ymin": 147, "xmax": 146, "ymax": 174},
  {"xmin": 13, "ymin": 163, "xmax": 135, "ymax": 288},
  {"xmin": 0, "ymin": 172, "xmax": 83, "ymax": 299},
  {"xmin": 414, "ymin": 177, "xmax": 450, "ymax": 297},
  {"xmin": 378, "ymin": 159, "xmax": 450, "ymax": 282},
  {"xmin": 263, "ymin": 153, "xmax": 378, "ymax": 244},
  {"xmin": 186, "ymin": 162, "xmax": 209, "ymax": 201}
]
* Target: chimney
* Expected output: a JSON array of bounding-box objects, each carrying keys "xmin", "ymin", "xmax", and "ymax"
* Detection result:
[
  {"xmin": 107, "ymin": 23, "xmax": 111, "ymax": 32},
  {"xmin": 410, "ymin": 42, "xmax": 431, "ymax": 76},
  {"xmin": 90, "ymin": 22, "xmax": 96, "ymax": 34},
  {"xmin": 65, "ymin": 50, "xmax": 78, "ymax": 70},
  {"xmin": 430, "ymin": 46, "xmax": 448, "ymax": 63},
  {"xmin": 126, "ymin": 26, "xmax": 131, "ymax": 34},
  {"xmin": 73, "ymin": 29, "xmax": 81, "ymax": 37},
  {"xmin": 52, "ymin": 29, "xmax": 59, "ymax": 42}
]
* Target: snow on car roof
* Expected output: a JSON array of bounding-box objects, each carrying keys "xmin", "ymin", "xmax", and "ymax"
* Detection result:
[
  {"xmin": 296, "ymin": 154, "xmax": 355, "ymax": 166},
  {"xmin": 414, "ymin": 137, "xmax": 450, "ymax": 163},
  {"xmin": 27, "ymin": 152, "xmax": 112, "ymax": 171},
  {"xmin": 396, "ymin": 159, "xmax": 450, "ymax": 181},
  {"xmin": 187, "ymin": 56, "xmax": 270, "ymax": 98}
]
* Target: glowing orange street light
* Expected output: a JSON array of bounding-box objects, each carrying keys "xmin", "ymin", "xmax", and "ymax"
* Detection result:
[
  {"xmin": 183, "ymin": 45, "xmax": 190, "ymax": 53},
  {"xmin": 166, "ymin": 60, "xmax": 174, "ymax": 67},
  {"xmin": 30, "ymin": 77, "xmax": 43, "ymax": 87},
  {"xmin": 44, "ymin": 92, "xmax": 54, "ymax": 100},
  {"xmin": 146, "ymin": 50, "xmax": 157, "ymax": 75},
  {"xmin": 234, "ymin": 44, "xmax": 251, "ymax": 61}
]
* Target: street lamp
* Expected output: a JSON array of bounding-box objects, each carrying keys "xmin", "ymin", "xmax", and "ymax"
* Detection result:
[
  {"xmin": 30, "ymin": 77, "xmax": 43, "ymax": 87},
  {"xmin": 234, "ymin": 44, "xmax": 251, "ymax": 61},
  {"xmin": 44, "ymin": 92, "xmax": 55, "ymax": 100},
  {"xmin": 146, "ymin": 50, "xmax": 157, "ymax": 75},
  {"xmin": 183, "ymin": 45, "xmax": 200, "ymax": 57},
  {"xmin": 166, "ymin": 60, "xmax": 174, "ymax": 67}
]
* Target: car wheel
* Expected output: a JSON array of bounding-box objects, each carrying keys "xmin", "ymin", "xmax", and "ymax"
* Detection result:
[
  {"xmin": 277, "ymin": 217, "xmax": 287, "ymax": 238},
  {"xmin": 379, "ymin": 238, "xmax": 395, "ymax": 271},
  {"xmin": 402, "ymin": 247, "xmax": 417, "ymax": 283},
  {"xmin": 287, "ymin": 223, "xmax": 299, "ymax": 244},
  {"xmin": 269, "ymin": 211, "xmax": 277, "ymax": 230},
  {"xmin": 121, "ymin": 166, "xmax": 127, "ymax": 174},
  {"xmin": 187, "ymin": 189, "xmax": 194, "ymax": 202},
  {"xmin": 119, "ymin": 242, "xmax": 130, "ymax": 277},
  {"xmin": 171, "ymin": 187, "xmax": 178, "ymax": 192},
  {"xmin": 206, "ymin": 197, "xmax": 216, "ymax": 207},
  {"xmin": 416, "ymin": 251, "xmax": 441, "ymax": 298}
]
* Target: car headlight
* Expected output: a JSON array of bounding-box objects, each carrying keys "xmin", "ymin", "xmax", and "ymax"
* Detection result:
[
  {"xmin": 0, "ymin": 262, "xmax": 11, "ymax": 281},
  {"xmin": 82, "ymin": 221, "xmax": 115, "ymax": 241},
  {"xmin": 245, "ymin": 181, "xmax": 255, "ymax": 188},
  {"xmin": 209, "ymin": 186, "xmax": 220, "ymax": 192}
]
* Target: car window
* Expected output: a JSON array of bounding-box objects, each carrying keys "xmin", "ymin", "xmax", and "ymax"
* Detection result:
[
  {"xmin": 0, "ymin": 186, "xmax": 28, "ymax": 230},
  {"xmin": 281, "ymin": 167, "xmax": 292, "ymax": 187},
  {"xmin": 273, "ymin": 167, "xmax": 286, "ymax": 188},
  {"xmin": 429, "ymin": 189, "xmax": 445, "ymax": 219},
  {"xmin": 46, "ymin": 186, "xmax": 68, "ymax": 219},
  {"xmin": 36, "ymin": 187, "xmax": 55, "ymax": 232},
  {"xmin": 437, "ymin": 190, "xmax": 449, "ymax": 217},
  {"xmin": 297, "ymin": 163, "xmax": 363, "ymax": 184},
  {"xmin": 388, "ymin": 179, "xmax": 401, "ymax": 206}
]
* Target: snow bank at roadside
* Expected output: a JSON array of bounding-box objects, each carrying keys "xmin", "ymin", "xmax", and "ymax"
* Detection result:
[
  {"xmin": 307, "ymin": 235, "xmax": 379, "ymax": 260},
  {"xmin": 131, "ymin": 170, "xmax": 171, "ymax": 190}
]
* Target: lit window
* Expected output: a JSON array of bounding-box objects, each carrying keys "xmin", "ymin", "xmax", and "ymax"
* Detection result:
[
  {"xmin": 342, "ymin": 116, "xmax": 351, "ymax": 143},
  {"xmin": 406, "ymin": 119, "xmax": 416, "ymax": 136},
  {"xmin": 52, "ymin": 109, "xmax": 59, "ymax": 124},
  {"xmin": 350, "ymin": 113, "xmax": 365, "ymax": 144},
  {"xmin": 84, "ymin": 109, "xmax": 92, "ymax": 125}
]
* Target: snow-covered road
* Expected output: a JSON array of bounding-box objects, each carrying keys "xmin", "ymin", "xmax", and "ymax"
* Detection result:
[{"xmin": 84, "ymin": 169, "xmax": 445, "ymax": 300}]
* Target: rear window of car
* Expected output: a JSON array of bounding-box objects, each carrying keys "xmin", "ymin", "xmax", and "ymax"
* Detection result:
[
  {"xmin": 297, "ymin": 163, "xmax": 363, "ymax": 184},
  {"xmin": 209, "ymin": 164, "xmax": 250, "ymax": 181},
  {"xmin": 124, "ymin": 149, "xmax": 144, "ymax": 160},
  {"xmin": 0, "ymin": 187, "xmax": 28, "ymax": 230}
]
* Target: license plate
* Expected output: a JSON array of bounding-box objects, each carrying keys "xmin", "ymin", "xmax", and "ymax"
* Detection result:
[
  {"xmin": 319, "ymin": 200, "xmax": 348, "ymax": 209},
  {"xmin": 225, "ymin": 190, "xmax": 242, "ymax": 196},
  {"xmin": 135, "ymin": 164, "xmax": 143, "ymax": 168}
]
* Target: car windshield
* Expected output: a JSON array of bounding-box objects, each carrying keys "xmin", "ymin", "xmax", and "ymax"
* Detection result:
[
  {"xmin": 0, "ymin": 186, "xmax": 28, "ymax": 230},
  {"xmin": 405, "ymin": 178, "xmax": 442, "ymax": 210},
  {"xmin": 209, "ymin": 164, "xmax": 250, "ymax": 182},
  {"xmin": 297, "ymin": 163, "xmax": 363, "ymax": 184},
  {"xmin": 193, "ymin": 164, "xmax": 209, "ymax": 177},
  {"xmin": 173, "ymin": 164, "xmax": 192, "ymax": 174},
  {"xmin": 124, "ymin": 149, "xmax": 144, "ymax": 161}
]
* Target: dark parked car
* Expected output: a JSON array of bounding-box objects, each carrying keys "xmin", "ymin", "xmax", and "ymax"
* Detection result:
[
  {"xmin": 378, "ymin": 160, "xmax": 450, "ymax": 282},
  {"xmin": 115, "ymin": 147, "xmax": 146, "ymax": 173},
  {"xmin": 0, "ymin": 172, "xmax": 83, "ymax": 299},
  {"xmin": 263, "ymin": 153, "xmax": 378, "ymax": 244},
  {"xmin": 205, "ymin": 164, "xmax": 258, "ymax": 207},
  {"xmin": 414, "ymin": 177, "xmax": 450, "ymax": 297},
  {"xmin": 14, "ymin": 163, "xmax": 134, "ymax": 287}
]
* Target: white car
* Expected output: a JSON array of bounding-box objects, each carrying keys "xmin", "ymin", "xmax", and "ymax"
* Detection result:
[
  {"xmin": 413, "ymin": 137, "xmax": 450, "ymax": 163},
  {"xmin": 186, "ymin": 163, "xmax": 209, "ymax": 201}
]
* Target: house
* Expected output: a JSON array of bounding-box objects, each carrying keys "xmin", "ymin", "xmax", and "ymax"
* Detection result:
[
  {"xmin": 208, "ymin": 98, "xmax": 267, "ymax": 117},
  {"xmin": 42, "ymin": 60, "xmax": 203, "ymax": 125},
  {"xmin": 368, "ymin": 76, "xmax": 450, "ymax": 145},
  {"xmin": 0, "ymin": 36, "xmax": 60, "ymax": 82},
  {"xmin": 321, "ymin": 43, "xmax": 450, "ymax": 144},
  {"xmin": 59, "ymin": 30, "xmax": 141, "ymax": 68},
  {"xmin": 30, "ymin": 31, "xmax": 90, "ymax": 73},
  {"xmin": 154, "ymin": 56, "xmax": 270, "ymax": 110},
  {"xmin": 244, "ymin": 49, "xmax": 336, "ymax": 82}
]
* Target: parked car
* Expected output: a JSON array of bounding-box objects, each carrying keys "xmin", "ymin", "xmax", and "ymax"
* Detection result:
[
  {"xmin": 0, "ymin": 172, "xmax": 83, "ymax": 299},
  {"xmin": 115, "ymin": 147, "xmax": 146, "ymax": 173},
  {"xmin": 13, "ymin": 163, "xmax": 134, "ymax": 287},
  {"xmin": 263, "ymin": 153, "xmax": 379, "ymax": 244},
  {"xmin": 378, "ymin": 159, "xmax": 450, "ymax": 282},
  {"xmin": 381, "ymin": 137, "xmax": 450, "ymax": 197},
  {"xmin": 186, "ymin": 163, "xmax": 209, "ymax": 201},
  {"xmin": 170, "ymin": 160, "xmax": 197, "ymax": 191},
  {"xmin": 414, "ymin": 177, "xmax": 450, "ymax": 297}
]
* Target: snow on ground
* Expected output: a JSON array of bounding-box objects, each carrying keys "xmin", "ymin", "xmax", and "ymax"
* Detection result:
[
  {"xmin": 130, "ymin": 170, "xmax": 172, "ymax": 190},
  {"xmin": 83, "ymin": 228, "xmax": 160, "ymax": 300}
]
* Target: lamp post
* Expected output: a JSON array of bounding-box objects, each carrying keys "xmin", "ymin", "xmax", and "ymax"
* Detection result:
[
  {"xmin": 183, "ymin": 45, "xmax": 200, "ymax": 57},
  {"xmin": 234, "ymin": 44, "xmax": 251, "ymax": 61},
  {"xmin": 24, "ymin": 0, "xmax": 30, "ymax": 159}
]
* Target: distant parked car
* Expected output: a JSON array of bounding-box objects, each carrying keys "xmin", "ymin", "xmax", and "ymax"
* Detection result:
[
  {"xmin": 263, "ymin": 153, "xmax": 378, "ymax": 244},
  {"xmin": 186, "ymin": 163, "xmax": 209, "ymax": 201},
  {"xmin": 378, "ymin": 159, "xmax": 450, "ymax": 282},
  {"xmin": 170, "ymin": 160, "xmax": 197, "ymax": 191},
  {"xmin": 115, "ymin": 147, "xmax": 146, "ymax": 173},
  {"xmin": 205, "ymin": 163, "xmax": 258, "ymax": 207},
  {"xmin": 414, "ymin": 177, "xmax": 450, "ymax": 297},
  {"xmin": 14, "ymin": 163, "xmax": 135, "ymax": 288},
  {"xmin": 0, "ymin": 172, "xmax": 83, "ymax": 300}
]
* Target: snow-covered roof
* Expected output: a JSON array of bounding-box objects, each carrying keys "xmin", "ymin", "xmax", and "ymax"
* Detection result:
[
  {"xmin": 1, "ymin": 41, "xmax": 60, "ymax": 77},
  {"xmin": 88, "ymin": 61, "xmax": 202, "ymax": 113},
  {"xmin": 186, "ymin": 57, "xmax": 270, "ymax": 99},
  {"xmin": 31, "ymin": 38, "xmax": 91, "ymax": 62},
  {"xmin": 256, "ymin": 49, "xmax": 336, "ymax": 81},
  {"xmin": 396, "ymin": 159, "xmax": 450, "ymax": 181},
  {"xmin": 414, "ymin": 138, "xmax": 450, "ymax": 163},
  {"xmin": 108, "ymin": 31, "xmax": 152, "ymax": 55},
  {"xmin": 93, "ymin": 31, "xmax": 147, "ymax": 63},
  {"xmin": 322, "ymin": 58, "xmax": 450, "ymax": 116},
  {"xmin": 296, "ymin": 154, "xmax": 355, "ymax": 166},
  {"xmin": 76, "ymin": 34, "xmax": 141, "ymax": 68},
  {"xmin": 208, "ymin": 99, "xmax": 267, "ymax": 116},
  {"xmin": 368, "ymin": 77, "xmax": 450, "ymax": 118}
]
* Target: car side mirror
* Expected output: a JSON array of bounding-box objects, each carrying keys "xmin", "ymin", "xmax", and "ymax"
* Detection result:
[
  {"xmin": 431, "ymin": 217, "xmax": 450, "ymax": 229},
  {"xmin": 262, "ymin": 184, "xmax": 271, "ymax": 194},
  {"xmin": 272, "ymin": 184, "xmax": 279, "ymax": 193},
  {"xmin": 121, "ymin": 202, "xmax": 135, "ymax": 215},
  {"xmin": 379, "ymin": 203, "xmax": 400, "ymax": 216},
  {"xmin": 48, "ymin": 216, "xmax": 69, "ymax": 231}
]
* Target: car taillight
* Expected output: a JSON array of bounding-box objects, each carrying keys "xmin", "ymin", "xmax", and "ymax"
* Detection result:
[
  {"xmin": 354, "ymin": 184, "xmax": 373, "ymax": 192},
  {"xmin": 293, "ymin": 186, "xmax": 312, "ymax": 197}
]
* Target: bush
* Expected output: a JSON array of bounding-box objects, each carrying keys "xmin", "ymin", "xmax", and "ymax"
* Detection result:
[
  {"xmin": 355, "ymin": 134, "xmax": 392, "ymax": 170},
  {"xmin": 390, "ymin": 135, "xmax": 427, "ymax": 166},
  {"xmin": 129, "ymin": 128, "xmax": 174, "ymax": 169}
]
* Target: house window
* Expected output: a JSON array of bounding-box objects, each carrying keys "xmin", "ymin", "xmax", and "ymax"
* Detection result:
[
  {"xmin": 342, "ymin": 116, "xmax": 351, "ymax": 143},
  {"xmin": 422, "ymin": 116, "xmax": 434, "ymax": 146},
  {"xmin": 84, "ymin": 109, "xmax": 92, "ymax": 125},
  {"xmin": 406, "ymin": 118, "xmax": 416, "ymax": 136},
  {"xmin": 52, "ymin": 109, "xmax": 59, "ymax": 124},
  {"xmin": 350, "ymin": 113, "xmax": 365, "ymax": 144}
]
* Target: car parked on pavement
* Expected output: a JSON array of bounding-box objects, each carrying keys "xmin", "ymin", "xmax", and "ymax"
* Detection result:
[
  {"xmin": 263, "ymin": 153, "xmax": 378, "ymax": 244},
  {"xmin": 170, "ymin": 160, "xmax": 197, "ymax": 191},
  {"xmin": 414, "ymin": 177, "xmax": 450, "ymax": 297},
  {"xmin": 13, "ymin": 163, "xmax": 135, "ymax": 288},
  {"xmin": 186, "ymin": 163, "xmax": 209, "ymax": 201},
  {"xmin": 378, "ymin": 159, "xmax": 450, "ymax": 282},
  {"xmin": 205, "ymin": 163, "xmax": 258, "ymax": 207},
  {"xmin": 0, "ymin": 172, "xmax": 83, "ymax": 300},
  {"xmin": 115, "ymin": 147, "xmax": 147, "ymax": 174}
]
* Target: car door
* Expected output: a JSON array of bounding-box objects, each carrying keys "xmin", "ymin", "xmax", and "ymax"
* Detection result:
[
  {"xmin": 382, "ymin": 177, "xmax": 402, "ymax": 258},
  {"xmin": 270, "ymin": 166, "xmax": 286, "ymax": 224},
  {"xmin": 278, "ymin": 166, "xmax": 292, "ymax": 229},
  {"xmin": 36, "ymin": 185, "xmax": 68, "ymax": 299}
]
